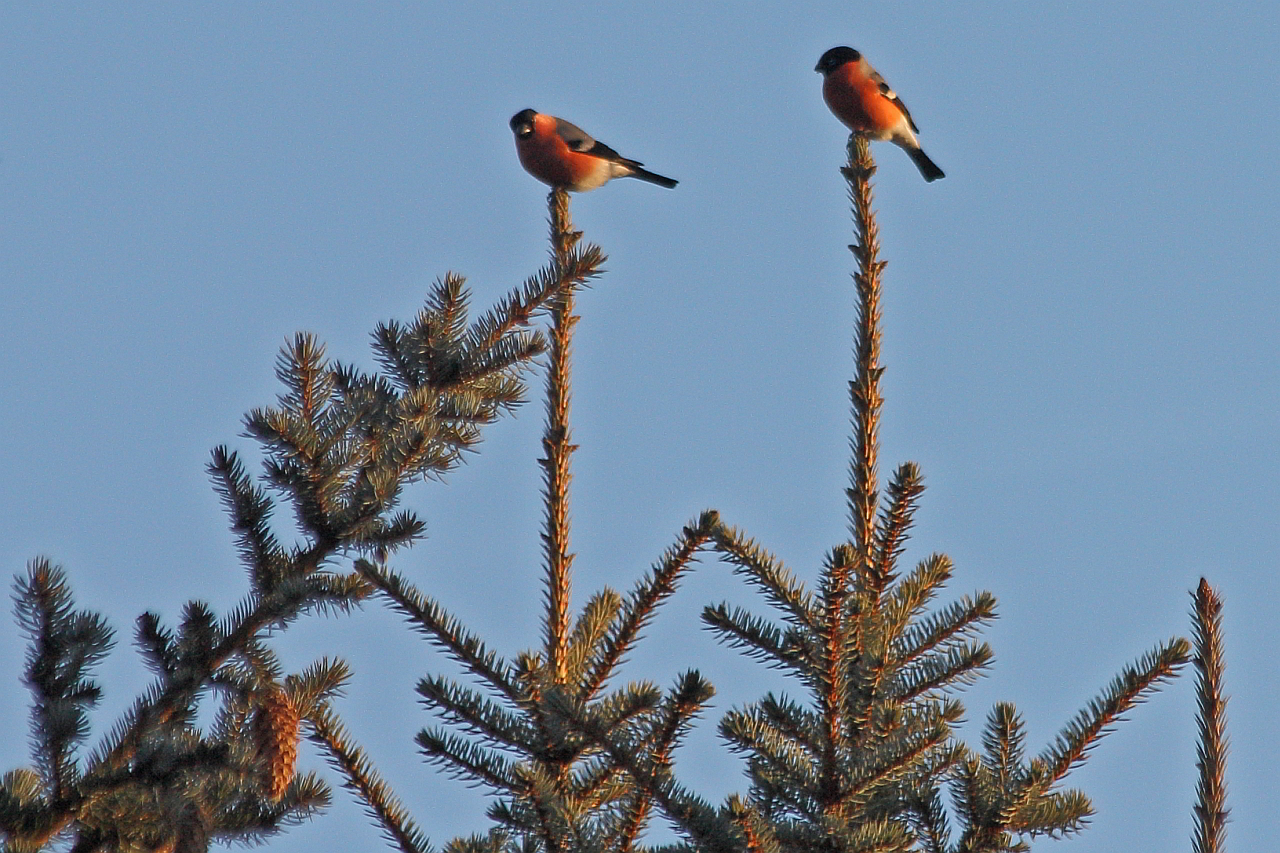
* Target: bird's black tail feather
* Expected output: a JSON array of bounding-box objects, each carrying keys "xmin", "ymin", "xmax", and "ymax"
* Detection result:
[
  {"xmin": 625, "ymin": 162, "xmax": 678, "ymax": 188},
  {"xmin": 906, "ymin": 146, "xmax": 945, "ymax": 182}
]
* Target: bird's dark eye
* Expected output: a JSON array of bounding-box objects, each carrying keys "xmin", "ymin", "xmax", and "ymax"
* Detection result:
[{"xmin": 517, "ymin": 123, "xmax": 533, "ymax": 138}]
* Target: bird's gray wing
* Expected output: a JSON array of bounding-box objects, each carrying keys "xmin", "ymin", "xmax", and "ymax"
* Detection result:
[{"xmin": 554, "ymin": 117, "xmax": 627, "ymax": 162}]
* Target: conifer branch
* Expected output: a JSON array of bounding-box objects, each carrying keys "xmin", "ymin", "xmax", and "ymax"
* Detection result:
[
  {"xmin": 841, "ymin": 151, "xmax": 903, "ymax": 751},
  {"xmin": 584, "ymin": 511, "xmax": 721, "ymax": 697},
  {"xmin": 1, "ymin": 768, "xmax": 63, "ymax": 849},
  {"xmin": 702, "ymin": 604, "xmax": 811, "ymax": 674},
  {"xmin": 308, "ymin": 703, "xmax": 433, "ymax": 853},
  {"xmin": 442, "ymin": 828, "xmax": 512, "ymax": 853},
  {"xmin": 541, "ymin": 672, "xmax": 727, "ymax": 852},
  {"xmin": 469, "ymin": 246, "xmax": 607, "ymax": 354},
  {"xmin": 87, "ymin": 533, "xmax": 368, "ymax": 775},
  {"xmin": 566, "ymin": 590, "xmax": 624, "ymax": 692},
  {"xmin": 904, "ymin": 783, "xmax": 952, "ymax": 853},
  {"xmin": 873, "ymin": 464, "xmax": 924, "ymax": 585},
  {"xmin": 757, "ymin": 695, "xmax": 823, "ymax": 759},
  {"xmin": 543, "ymin": 188, "xmax": 580, "ymax": 684},
  {"xmin": 726, "ymin": 795, "xmax": 778, "ymax": 853},
  {"xmin": 1031, "ymin": 637, "xmax": 1190, "ymax": 789},
  {"xmin": 526, "ymin": 767, "xmax": 569, "ymax": 853},
  {"xmin": 981, "ymin": 703, "xmax": 1026, "ymax": 791},
  {"xmin": 209, "ymin": 447, "xmax": 286, "ymax": 590},
  {"xmin": 1004, "ymin": 789, "xmax": 1091, "ymax": 841},
  {"xmin": 720, "ymin": 711, "xmax": 822, "ymax": 794},
  {"xmin": 14, "ymin": 560, "xmax": 114, "ymax": 805},
  {"xmin": 283, "ymin": 656, "xmax": 353, "ymax": 716},
  {"xmin": 843, "ymin": 699, "xmax": 961, "ymax": 806},
  {"xmin": 1192, "ymin": 578, "xmax": 1228, "ymax": 853},
  {"xmin": 584, "ymin": 728, "xmax": 734, "ymax": 853},
  {"xmin": 135, "ymin": 612, "xmax": 180, "ymax": 679},
  {"xmin": 570, "ymin": 757, "xmax": 630, "ymax": 820},
  {"xmin": 357, "ymin": 560, "xmax": 523, "ymax": 705},
  {"xmin": 894, "ymin": 642, "xmax": 994, "ymax": 703},
  {"xmin": 580, "ymin": 685, "xmax": 665, "ymax": 736},
  {"xmin": 820, "ymin": 544, "xmax": 856, "ymax": 805},
  {"xmin": 418, "ymin": 676, "xmax": 534, "ymax": 753},
  {"xmin": 5, "ymin": 573, "xmax": 339, "ymax": 851},
  {"xmin": 881, "ymin": 555, "xmax": 955, "ymax": 639},
  {"xmin": 893, "ymin": 588, "xmax": 997, "ymax": 672},
  {"xmin": 613, "ymin": 672, "xmax": 714, "ymax": 853},
  {"xmin": 703, "ymin": 140, "xmax": 995, "ymax": 853},
  {"xmin": 952, "ymin": 638, "xmax": 1191, "ymax": 851},
  {"xmin": 697, "ymin": 124, "xmax": 1193, "ymax": 853},
  {"xmin": 215, "ymin": 770, "xmax": 334, "ymax": 839},
  {"xmin": 357, "ymin": 194, "xmax": 715, "ymax": 853},
  {"xmin": 836, "ymin": 137, "xmax": 901, "ymax": 768},
  {"xmin": 419, "ymin": 728, "xmax": 521, "ymax": 792},
  {"xmin": 713, "ymin": 525, "xmax": 818, "ymax": 631}
]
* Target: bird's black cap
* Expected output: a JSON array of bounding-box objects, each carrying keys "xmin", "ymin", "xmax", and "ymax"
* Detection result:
[
  {"xmin": 815, "ymin": 46, "xmax": 861, "ymax": 73},
  {"xmin": 510, "ymin": 108, "xmax": 537, "ymax": 131}
]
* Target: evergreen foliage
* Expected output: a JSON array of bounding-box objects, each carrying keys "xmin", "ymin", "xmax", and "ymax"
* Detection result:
[
  {"xmin": 3, "ymin": 119, "xmax": 1223, "ymax": 853},
  {"xmin": 313, "ymin": 189, "xmax": 721, "ymax": 853},
  {"xmin": 585, "ymin": 138, "xmax": 1191, "ymax": 853},
  {"xmin": 2, "ymin": 257, "xmax": 580, "ymax": 851}
]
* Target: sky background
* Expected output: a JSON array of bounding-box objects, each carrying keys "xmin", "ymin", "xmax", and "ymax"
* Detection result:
[{"xmin": 2, "ymin": 3, "xmax": 1277, "ymax": 850}]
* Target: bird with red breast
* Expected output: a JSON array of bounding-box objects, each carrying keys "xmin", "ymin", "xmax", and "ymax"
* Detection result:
[
  {"xmin": 815, "ymin": 46, "xmax": 945, "ymax": 182},
  {"xmin": 509, "ymin": 109, "xmax": 677, "ymax": 192}
]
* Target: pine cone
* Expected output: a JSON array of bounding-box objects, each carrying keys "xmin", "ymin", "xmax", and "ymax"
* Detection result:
[{"xmin": 256, "ymin": 687, "xmax": 301, "ymax": 802}]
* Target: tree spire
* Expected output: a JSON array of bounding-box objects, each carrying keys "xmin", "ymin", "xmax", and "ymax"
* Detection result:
[
  {"xmin": 1192, "ymin": 578, "xmax": 1229, "ymax": 853},
  {"xmin": 542, "ymin": 188, "xmax": 581, "ymax": 683},
  {"xmin": 845, "ymin": 136, "xmax": 883, "ymax": 578}
]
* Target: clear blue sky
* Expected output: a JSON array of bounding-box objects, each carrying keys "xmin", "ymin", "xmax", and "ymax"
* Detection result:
[{"xmin": 2, "ymin": 3, "xmax": 1276, "ymax": 850}]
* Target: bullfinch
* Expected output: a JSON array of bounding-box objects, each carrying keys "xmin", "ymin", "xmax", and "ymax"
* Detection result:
[
  {"xmin": 509, "ymin": 109, "xmax": 677, "ymax": 192},
  {"xmin": 815, "ymin": 47, "xmax": 945, "ymax": 182}
]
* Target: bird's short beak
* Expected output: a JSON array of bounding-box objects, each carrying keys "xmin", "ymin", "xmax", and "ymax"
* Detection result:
[{"xmin": 814, "ymin": 61, "xmax": 823, "ymax": 72}]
